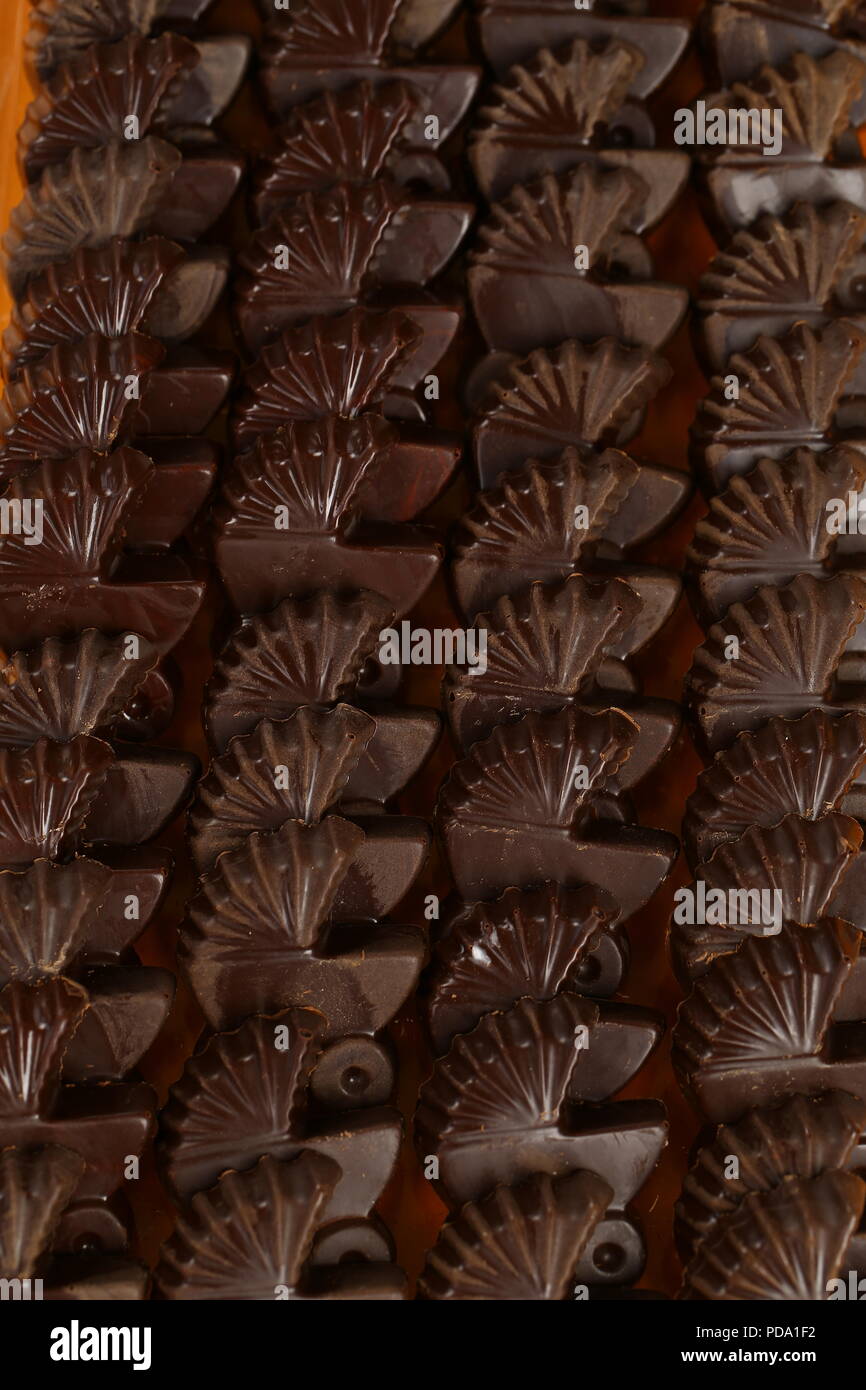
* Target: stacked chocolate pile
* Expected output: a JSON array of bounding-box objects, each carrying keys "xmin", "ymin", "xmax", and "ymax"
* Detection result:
[
  {"xmin": 412, "ymin": 0, "xmax": 691, "ymax": 1299},
  {"xmin": 0, "ymin": 0, "xmax": 248, "ymax": 1301},
  {"xmin": 676, "ymin": 0, "xmax": 866, "ymax": 1299},
  {"xmin": 151, "ymin": 0, "xmax": 481, "ymax": 1301}
]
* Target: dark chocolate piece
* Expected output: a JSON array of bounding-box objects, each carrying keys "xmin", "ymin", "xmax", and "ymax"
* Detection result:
[
  {"xmin": 188, "ymin": 704, "xmax": 433, "ymax": 876},
  {"xmin": 698, "ymin": 53, "xmax": 866, "ymax": 231},
  {"xmin": 418, "ymin": 1170, "xmax": 613, "ymax": 1300},
  {"xmin": 237, "ymin": 182, "xmax": 471, "ymax": 353},
  {"xmin": 159, "ymin": 1006, "xmax": 402, "ymax": 1216},
  {"xmin": 2, "ymin": 238, "xmax": 229, "ymax": 380},
  {"xmin": 180, "ymin": 816, "xmax": 425, "ymax": 1031},
  {"xmin": 469, "ymin": 38, "xmax": 689, "ymax": 208},
  {"xmin": 18, "ymin": 34, "xmax": 199, "ymax": 180},
  {"xmin": 0, "ymin": 451, "xmax": 205, "ymax": 654},
  {"xmin": 686, "ymin": 447, "xmax": 866, "ymax": 622},
  {"xmin": 415, "ymin": 992, "xmax": 666, "ymax": 1284},
  {"xmin": 0, "ymin": 630, "xmax": 158, "ymax": 746},
  {"xmin": 204, "ymin": 591, "xmax": 395, "ymax": 753},
  {"xmin": 25, "ymin": 0, "xmax": 161, "ymax": 80},
  {"xmin": 473, "ymin": 337, "xmax": 671, "ymax": 489},
  {"xmin": 469, "ymin": 166, "xmax": 687, "ymax": 355},
  {"xmin": 426, "ymin": 882, "xmax": 626, "ymax": 1054},
  {"xmin": 252, "ymin": 81, "xmax": 437, "ymax": 221},
  {"xmin": 154, "ymin": 1153, "xmax": 406, "ymax": 1301},
  {"xmin": 672, "ymin": 919, "xmax": 866, "ymax": 1121},
  {"xmin": 675, "ymin": 1091, "xmax": 866, "ymax": 1267},
  {"xmin": 0, "ymin": 976, "xmax": 156, "ymax": 1251},
  {"xmin": 215, "ymin": 415, "xmax": 442, "ymax": 615},
  {"xmin": 443, "ymin": 575, "xmax": 681, "ymax": 767},
  {"xmin": 684, "ymin": 573, "xmax": 866, "ymax": 753},
  {"xmin": 452, "ymin": 446, "xmax": 691, "ymax": 619},
  {"xmin": 691, "ymin": 320, "xmax": 866, "ymax": 495},
  {"xmin": 476, "ymin": 1, "xmax": 690, "ymax": 92},
  {"xmin": 258, "ymin": 2, "xmax": 479, "ymax": 140},
  {"xmin": 437, "ymin": 707, "xmax": 679, "ymax": 913},
  {"xmin": 670, "ymin": 812, "xmax": 866, "ymax": 983},
  {"xmin": 683, "ymin": 710, "xmax": 866, "ymax": 866},
  {"xmin": 680, "ymin": 1172, "xmax": 866, "ymax": 1300},
  {"xmin": 696, "ymin": 202, "xmax": 866, "ymax": 370}
]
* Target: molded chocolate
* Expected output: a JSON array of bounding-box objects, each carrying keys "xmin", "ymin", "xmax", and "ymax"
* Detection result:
[
  {"xmin": 672, "ymin": 919, "xmax": 866, "ymax": 1121},
  {"xmin": 418, "ymin": 1170, "xmax": 613, "ymax": 1300},
  {"xmin": 691, "ymin": 320, "xmax": 866, "ymax": 495},
  {"xmin": 181, "ymin": 816, "xmax": 425, "ymax": 1031},
  {"xmin": 696, "ymin": 202, "xmax": 866, "ymax": 370},
  {"xmin": 686, "ymin": 447, "xmax": 866, "ymax": 622},
  {"xmin": 675, "ymin": 1091, "xmax": 866, "ymax": 1267},
  {"xmin": 438, "ymin": 706, "xmax": 679, "ymax": 913},
  {"xmin": 154, "ymin": 1153, "xmax": 406, "ymax": 1301},
  {"xmin": 453, "ymin": 446, "xmax": 691, "ymax": 618},
  {"xmin": 415, "ymin": 993, "xmax": 666, "ymax": 1285},
  {"xmin": 159, "ymin": 1006, "xmax": 402, "ymax": 1218},
  {"xmin": 683, "ymin": 710, "xmax": 866, "ymax": 866},
  {"xmin": 473, "ymin": 337, "xmax": 671, "ymax": 489},
  {"xmin": 684, "ymin": 573, "xmax": 866, "ymax": 753},
  {"xmin": 426, "ymin": 882, "xmax": 626, "ymax": 1054},
  {"xmin": 680, "ymin": 1172, "xmax": 866, "ymax": 1299}
]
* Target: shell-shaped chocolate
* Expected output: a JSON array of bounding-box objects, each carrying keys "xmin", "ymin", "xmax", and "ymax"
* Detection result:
[
  {"xmin": 438, "ymin": 706, "xmax": 638, "ymax": 830},
  {"xmin": 2, "ymin": 237, "xmax": 184, "ymax": 380},
  {"xmin": 694, "ymin": 321, "xmax": 866, "ymax": 443},
  {"xmin": 675, "ymin": 1091, "xmax": 866, "ymax": 1265},
  {"xmin": 680, "ymin": 1172, "xmax": 866, "ymax": 1300},
  {"xmin": 0, "ymin": 737, "xmax": 114, "ymax": 866},
  {"xmin": 426, "ymin": 882, "xmax": 620, "ymax": 1054},
  {"xmin": 716, "ymin": 51, "xmax": 866, "ymax": 160},
  {"xmin": 19, "ymin": 34, "xmax": 199, "ymax": 180},
  {"xmin": 0, "ymin": 1145, "xmax": 85, "ymax": 1278},
  {"xmin": 217, "ymin": 415, "xmax": 395, "ymax": 540},
  {"xmin": 471, "ymin": 166, "xmax": 648, "ymax": 274},
  {"xmin": 159, "ymin": 1007, "xmax": 323, "ymax": 1190},
  {"xmin": 673, "ymin": 920, "xmax": 860, "ymax": 1078},
  {"xmin": 674, "ymin": 813, "xmax": 863, "ymax": 978},
  {"xmin": 453, "ymin": 447, "xmax": 640, "ymax": 605},
  {"xmin": 0, "ymin": 335, "xmax": 163, "ymax": 465},
  {"xmin": 698, "ymin": 203, "xmax": 866, "ymax": 310},
  {"xmin": 685, "ymin": 574, "xmax": 866, "ymax": 751},
  {"xmin": 686, "ymin": 448, "xmax": 866, "ymax": 615},
  {"xmin": 447, "ymin": 575, "xmax": 641, "ymax": 698},
  {"xmin": 0, "ymin": 857, "xmax": 113, "ymax": 985},
  {"xmin": 684, "ymin": 711, "xmax": 866, "ymax": 865},
  {"xmin": 3, "ymin": 137, "xmax": 181, "ymax": 300},
  {"xmin": 0, "ymin": 449, "xmax": 152, "ymax": 578},
  {"xmin": 477, "ymin": 338, "xmax": 670, "ymax": 456},
  {"xmin": 238, "ymin": 183, "xmax": 406, "ymax": 320},
  {"xmin": 418, "ymin": 1170, "xmax": 613, "ymax": 1301},
  {"xmin": 25, "ymin": 0, "xmax": 161, "ymax": 81},
  {"xmin": 183, "ymin": 818, "xmax": 365, "ymax": 959},
  {"xmin": 0, "ymin": 976, "xmax": 89, "ymax": 1119},
  {"xmin": 231, "ymin": 308, "xmax": 421, "ymax": 453},
  {"xmin": 416, "ymin": 994, "xmax": 601, "ymax": 1155},
  {"xmin": 264, "ymin": 0, "xmax": 400, "ymax": 62},
  {"xmin": 205, "ymin": 591, "xmax": 394, "ymax": 751},
  {"xmin": 472, "ymin": 38, "xmax": 643, "ymax": 143},
  {"xmin": 154, "ymin": 1152, "xmax": 342, "ymax": 1300},
  {"xmin": 253, "ymin": 81, "xmax": 418, "ymax": 213},
  {"xmin": 0, "ymin": 630, "xmax": 158, "ymax": 745},
  {"xmin": 188, "ymin": 705, "xmax": 376, "ymax": 873}
]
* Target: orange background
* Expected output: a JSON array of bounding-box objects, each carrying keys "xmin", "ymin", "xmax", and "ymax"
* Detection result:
[{"xmin": 0, "ymin": 0, "xmax": 715, "ymax": 1296}]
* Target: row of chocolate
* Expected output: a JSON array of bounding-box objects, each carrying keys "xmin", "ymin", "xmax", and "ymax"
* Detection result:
[
  {"xmin": 409, "ymin": 0, "xmax": 693, "ymax": 1300},
  {"xmin": 675, "ymin": 0, "xmax": 866, "ymax": 1300},
  {"xmin": 150, "ymin": 0, "xmax": 484, "ymax": 1301},
  {"xmin": 0, "ymin": 0, "xmax": 252, "ymax": 1298}
]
